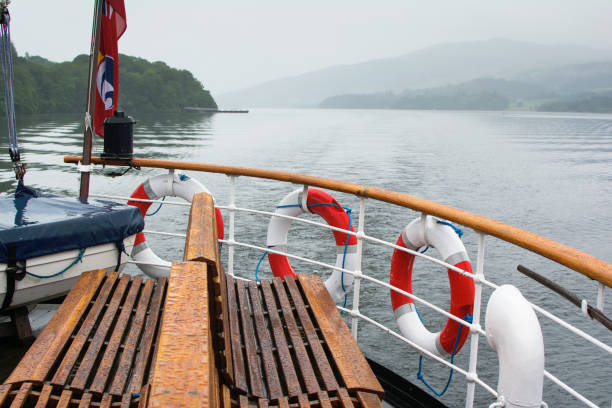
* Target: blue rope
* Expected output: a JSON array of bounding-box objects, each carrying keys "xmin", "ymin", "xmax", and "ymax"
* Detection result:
[
  {"xmin": 146, "ymin": 196, "xmax": 166, "ymax": 216},
  {"xmin": 254, "ymin": 251, "xmax": 268, "ymax": 282},
  {"xmin": 26, "ymin": 248, "xmax": 85, "ymax": 279},
  {"xmin": 416, "ymin": 313, "xmax": 473, "ymax": 397},
  {"xmin": 436, "ymin": 220, "xmax": 463, "ymax": 238}
]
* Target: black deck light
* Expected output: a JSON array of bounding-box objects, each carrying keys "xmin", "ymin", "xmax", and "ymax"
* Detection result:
[{"xmin": 102, "ymin": 110, "xmax": 135, "ymax": 161}]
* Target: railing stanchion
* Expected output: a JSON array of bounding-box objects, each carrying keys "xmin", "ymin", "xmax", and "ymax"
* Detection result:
[
  {"xmin": 228, "ymin": 175, "xmax": 236, "ymax": 277},
  {"xmin": 465, "ymin": 232, "xmax": 486, "ymax": 408},
  {"xmin": 597, "ymin": 282, "xmax": 606, "ymax": 312},
  {"xmin": 351, "ymin": 197, "xmax": 367, "ymax": 340}
]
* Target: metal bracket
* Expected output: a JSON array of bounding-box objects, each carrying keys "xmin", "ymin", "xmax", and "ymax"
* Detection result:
[{"xmin": 77, "ymin": 163, "xmax": 93, "ymax": 173}]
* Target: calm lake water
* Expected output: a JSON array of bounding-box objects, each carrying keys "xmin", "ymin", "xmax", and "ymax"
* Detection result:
[{"xmin": 1, "ymin": 109, "xmax": 611, "ymax": 407}]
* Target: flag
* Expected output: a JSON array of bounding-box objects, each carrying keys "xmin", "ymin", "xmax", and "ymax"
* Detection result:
[{"xmin": 94, "ymin": 0, "xmax": 126, "ymax": 138}]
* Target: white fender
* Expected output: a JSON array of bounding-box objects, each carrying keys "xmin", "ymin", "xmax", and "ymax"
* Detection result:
[{"xmin": 486, "ymin": 285, "xmax": 545, "ymax": 408}]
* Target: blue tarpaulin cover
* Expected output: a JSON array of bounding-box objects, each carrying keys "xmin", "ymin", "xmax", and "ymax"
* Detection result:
[{"xmin": 0, "ymin": 184, "xmax": 144, "ymax": 263}]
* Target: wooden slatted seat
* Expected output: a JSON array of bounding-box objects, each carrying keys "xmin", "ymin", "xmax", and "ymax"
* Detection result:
[
  {"xmin": 0, "ymin": 270, "xmax": 167, "ymax": 407},
  {"xmin": 2, "ymin": 192, "xmax": 384, "ymax": 408},
  {"xmin": 183, "ymin": 193, "xmax": 384, "ymax": 407},
  {"xmin": 221, "ymin": 274, "xmax": 384, "ymax": 407}
]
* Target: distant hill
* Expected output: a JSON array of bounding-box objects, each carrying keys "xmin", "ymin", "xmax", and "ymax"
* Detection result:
[
  {"xmin": 218, "ymin": 39, "xmax": 612, "ymax": 108},
  {"xmin": 320, "ymin": 65, "xmax": 612, "ymax": 113},
  {"xmin": 536, "ymin": 91, "xmax": 612, "ymax": 113},
  {"xmin": 515, "ymin": 61, "xmax": 612, "ymax": 94},
  {"xmin": 320, "ymin": 78, "xmax": 545, "ymax": 110},
  {"xmin": 5, "ymin": 49, "xmax": 217, "ymax": 115}
]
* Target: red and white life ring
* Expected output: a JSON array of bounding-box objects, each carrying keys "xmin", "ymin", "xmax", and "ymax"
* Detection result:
[
  {"xmin": 127, "ymin": 172, "xmax": 224, "ymax": 279},
  {"xmin": 390, "ymin": 215, "xmax": 474, "ymax": 358},
  {"xmin": 266, "ymin": 188, "xmax": 357, "ymax": 303}
]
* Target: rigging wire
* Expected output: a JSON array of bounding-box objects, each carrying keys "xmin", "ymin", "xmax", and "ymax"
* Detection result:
[{"xmin": 0, "ymin": 2, "xmax": 25, "ymax": 182}]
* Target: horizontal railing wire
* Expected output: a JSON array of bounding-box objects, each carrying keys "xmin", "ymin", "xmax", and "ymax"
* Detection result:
[
  {"xmin": 109, "ymin": 192, "xmax": 610, "ymax": 353},
  {"xmin": 97, "ymin": 189, "xmax": 609, "ymax": 407}
]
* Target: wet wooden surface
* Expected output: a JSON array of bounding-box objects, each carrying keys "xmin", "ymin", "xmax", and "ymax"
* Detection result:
[
  {"xmin": 184, "ymin": 192, "xmax": 218, "ymax": 266},
  {"xmin": 147, "ymin": 261, "xmax": 210, "ymax": 408},
  {"xmin": 2, "ymin": 271, "xmax": 166, "ymax": 408},
  {"xmin": 5, "ymin": 269, "xmax": 107, "ymax": 384},
  {"xmin": 298, "ymin": 274, "xmax": 384, "ymax": 396},
  {"xmin": 223, "ymin": 274, "xmax": 384, "ymax": 407}
]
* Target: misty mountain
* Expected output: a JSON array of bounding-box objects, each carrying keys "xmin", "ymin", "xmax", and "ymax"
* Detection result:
[
  {"xmin": 320, "ymin": 78, "xmax": 549, "ymax": 110},
  {"xmin": 515, "ymin": 61, "xmax": 612, "ymax": 94},
  {"xmin": 218, "ymin": 39, "xmax": 612, "ymax": 108}
]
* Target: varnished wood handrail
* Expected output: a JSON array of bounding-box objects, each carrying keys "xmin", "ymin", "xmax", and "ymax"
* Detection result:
[{"xmin": 64, "ymin": 155, "xmax": 612, "ymax": 288}]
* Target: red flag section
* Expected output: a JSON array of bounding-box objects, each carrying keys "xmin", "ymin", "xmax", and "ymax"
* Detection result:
[{"xmin": 94, "ymin": 0, "xmax": 126, "ymax": 138}]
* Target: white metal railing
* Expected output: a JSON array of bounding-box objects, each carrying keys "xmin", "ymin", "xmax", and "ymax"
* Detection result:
[{"xmin": 89, "ymin": 172, "xmax": 610, "ymax": 408}]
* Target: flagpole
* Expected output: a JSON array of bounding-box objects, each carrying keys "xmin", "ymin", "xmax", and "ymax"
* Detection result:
[{"xmin": 79, "ymin": 0, "xmax": 103, "ymax": 202}]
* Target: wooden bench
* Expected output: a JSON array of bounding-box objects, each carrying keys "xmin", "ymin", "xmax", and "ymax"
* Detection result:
[{"xmin": 1, "ymin": 193, "xmax": 384, "ymax": 407}]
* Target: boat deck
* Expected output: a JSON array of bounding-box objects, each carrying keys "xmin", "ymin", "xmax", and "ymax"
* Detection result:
[{"xmin": 0, "ymin": 193, "xmax": 384, "ymax": 407}]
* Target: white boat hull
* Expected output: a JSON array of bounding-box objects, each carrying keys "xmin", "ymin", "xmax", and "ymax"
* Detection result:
[{"xmin": 0, "ymin": 234, "xmax": 136, "ymax": 309}]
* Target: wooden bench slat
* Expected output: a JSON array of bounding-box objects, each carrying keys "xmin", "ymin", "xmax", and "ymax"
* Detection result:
[
  {"xmin": 285, "ymin": 277, "xmax": 339, "ymax": 392},
  {"xmin": 297, "ymin": 394, "xmax": 310, "ymax": 408},
  {"xmin": 271, "ymin": 278, "xmax": 319, "ymax": 395},
  {"xmin": 6, "ymin": 270, "xmax": 107, "ymax": 384},
  {"xmin": 137, "ymin": 384, "xmax": 150, "ymax": 408},
  {"xmin": 221, "ymin": 384, "xmax": 231, "ymax": 408},
  {"xmin": 218, "ymin": 270, "xmax": 233, "ymax": 384},
  {"xmin": 9, "ymin": 382, "xmax": 32, "ymax": 408},
  {"xmin": 257, "ymin": 398, "xmax": 269, "ymax": 408},
  {"xmin": 32, "ymin": 384, "xmax": 53, "ymax": 408},
  {"xmin": 318, "ymin": 391, "xmax": 333, "ymax": 408},
  {"xmin": 90, "ymin": 276, "xmax": 144, "ymax": 393},
  {"xmin": 56, "ymin": 390, "xmax": 72, "ymax": 408},
  {"xmin": 337, "ymin": 389, "xmax": 355, "ymax": 408},
  {"xmin": 277, "ymin": 397, "xmax": 290, "ymax": 408},
  {"xmin": 298, "ymin": 275, "xmax": 383, "ymax": 396},
  {"xmin": 129, "ymin": 277, "xmax": 167, "ymax": 394},
  {"xmin": 236, "ymin": 279, "xmax": 264, "ymax": 398},
  {"xmin": 356, "ymin": 391, "xmax": 384, "ymax": 408},
  {"xmin": 120, "ymin": 393, "xmax": 132, "ymax": 408},
  {"xmin": 260, "ymin": 280, "xmax": 301, "ymax": 397},
  {"xmin": 226, "ymin": 274, "xmax": 248, "ymax": 394},
  {"xmin": 77, "ymin": 393, "xmax": 92, "ymax": 408},
  {"xmin": 238, "ymin": 395, "xmax": 249, "ymax": 408},
  {"xmin": 247, "ymin": 281, "xmax": 282, "ymax": 400},
  {"xmin": 72, "ymin": 274, "xmax": 131, "ymax": 390},
  {"xmin": 109, "ymin": 278, "xmax": 155, "ymax": 395},
  {"xmin": 147, "ymin": 262, "xmax": 210, "ymax": 408},
  {"xmin": 52, "ymin": 272, "xmax": 120, "ymax": 386},
  {"xmin": 0, "ymin": 384, "xmax": 12, "ymax": 406},
  {"xmin": 100, "ymin": 394, "xmax": 112, "ymax": 408}
]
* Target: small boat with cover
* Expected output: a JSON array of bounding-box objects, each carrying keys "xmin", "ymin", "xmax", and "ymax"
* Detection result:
[{"xmin": 0, "ymin": 4, "xmax": 143, "ymax": 314}]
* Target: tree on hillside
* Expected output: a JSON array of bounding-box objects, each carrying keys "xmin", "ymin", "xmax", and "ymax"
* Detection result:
[{"xmin": 1, "ymin": 46, "xmax": 217, "ymax": 115}]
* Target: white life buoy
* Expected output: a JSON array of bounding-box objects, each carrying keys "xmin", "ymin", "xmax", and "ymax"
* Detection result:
[
  {"xmin": 390, "ymin": 215, "xmax": 474, "ymax": 358},
  {"xmin": 266, "ymin": 188, "xmax": 357, "ymax": 303},
  {"xmin": 127, "ymin": 172, "xmax": 224, "ymax": 279}
]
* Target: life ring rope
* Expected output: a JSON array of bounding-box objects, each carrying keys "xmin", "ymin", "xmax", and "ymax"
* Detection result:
[
  {"xmin": 416, "ymin": 312, "xmax": 473, "ymax": 397},
  {"xmin": 266, "ymin": 188, "xmax": 357, "ymax": 304},
  {"xmin": 274, "ymin": 201, "xmax": 354, "ymax": 268},
  {"xmin": 259, "ymin": 200, "xmax": 354, "ymax": 298}
]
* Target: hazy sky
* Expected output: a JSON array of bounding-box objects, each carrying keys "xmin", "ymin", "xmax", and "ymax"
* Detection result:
[{"xmin": 9, "ymin": 1, "xmax": 612, "ymax": 95}]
